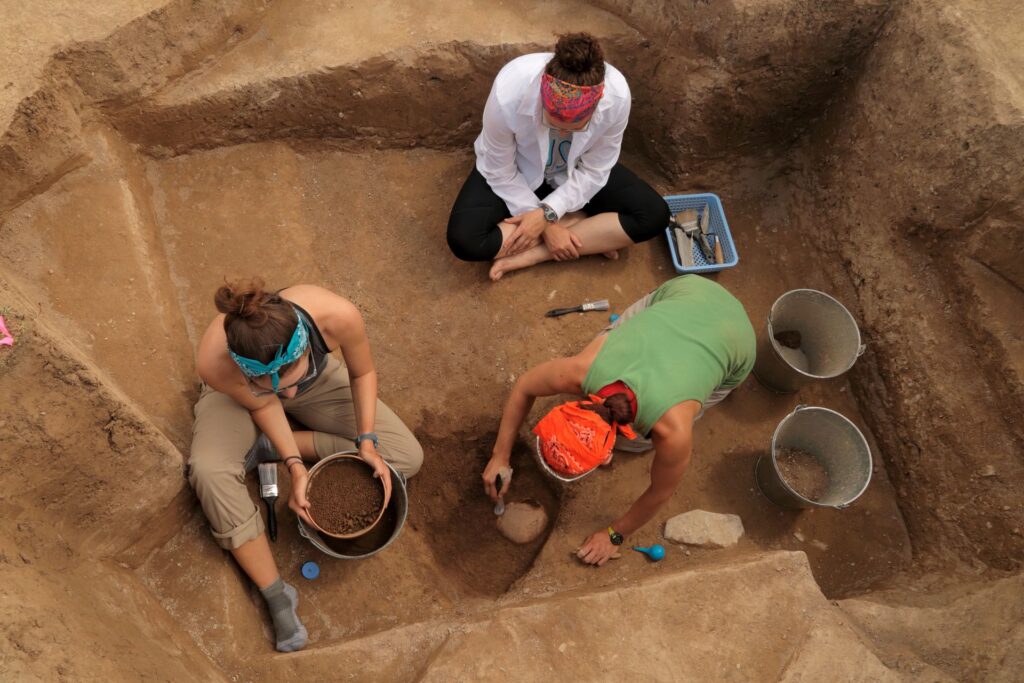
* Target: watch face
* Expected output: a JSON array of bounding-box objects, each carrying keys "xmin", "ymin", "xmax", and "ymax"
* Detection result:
[
  {"xmin": 543, "ymin": 206, "xmax": 557, "ymax": 222},
  {"xmin": 610, "ymin": 531, "xmax": 624, "ymax": 545}
]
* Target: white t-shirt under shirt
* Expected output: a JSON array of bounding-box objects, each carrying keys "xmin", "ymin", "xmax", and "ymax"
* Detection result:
[{"xmin": 544, "ymin": 128, "xmax": 574, "ymax": 187}]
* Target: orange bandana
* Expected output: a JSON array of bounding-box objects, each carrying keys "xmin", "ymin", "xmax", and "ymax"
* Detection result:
[{"xmin": 533, "ymin": 395, "xmax": 637, "ymax": 476}]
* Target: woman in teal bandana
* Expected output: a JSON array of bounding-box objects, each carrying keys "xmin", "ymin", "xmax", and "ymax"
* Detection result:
[{"xmin": 190, "ymin": 278, "xmax": 423, "ymax": 652}]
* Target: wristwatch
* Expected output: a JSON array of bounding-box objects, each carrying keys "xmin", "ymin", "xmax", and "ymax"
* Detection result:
[
  {"xmin": 354, "ymin": 432, "xmax": 379, "ymax": 449},
  {"xmin": 540, "ymin": 203, "xmax": 558, "ymax": 223},
  {"xmin": 608, "ymin": 526, "xmax": 624, "ymax": 546}
]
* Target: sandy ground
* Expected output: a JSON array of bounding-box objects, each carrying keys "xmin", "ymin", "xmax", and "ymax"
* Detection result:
[{"xmin": 1, "ymin": 0, "xmax": 1022, "ymax": 680}]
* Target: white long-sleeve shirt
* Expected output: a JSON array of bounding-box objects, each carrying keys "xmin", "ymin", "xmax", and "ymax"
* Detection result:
[{"xmin": 473, "ymin": 53, "xmax": 631, "ymax": 219}]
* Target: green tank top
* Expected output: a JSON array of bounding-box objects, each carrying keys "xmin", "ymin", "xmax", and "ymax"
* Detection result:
[{"xmin": 582, "ymin": 276, "xmax": 756, "ymax": 435}]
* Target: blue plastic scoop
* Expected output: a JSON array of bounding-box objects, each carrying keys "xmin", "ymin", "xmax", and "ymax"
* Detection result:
[{"xmin": 632, "ymin": 544, "xmax": 666, "ymax": 561}]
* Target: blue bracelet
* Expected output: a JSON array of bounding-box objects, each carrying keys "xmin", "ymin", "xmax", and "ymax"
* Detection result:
[{"xmin": 354, "ymin": 432, "xmax": 379, "ymax": 449}]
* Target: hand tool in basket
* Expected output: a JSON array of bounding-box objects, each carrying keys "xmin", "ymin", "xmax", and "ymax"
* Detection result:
[
  {"xmin": 669, "ymin": 211, "xmax": 697, "ymax": 267},
  {"xmin": 258, "ymin": 463, "xmax": 279, "ymax": 542},
  {"xmin": 696, "ymin": 203, "xmax": 716, "ymax": 262},
  {"xmin": 545, "ymin": 300, "xmax": 610, "ymax": 318}
]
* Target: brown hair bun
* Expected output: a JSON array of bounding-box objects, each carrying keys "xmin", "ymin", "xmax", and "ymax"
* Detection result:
[
  {"xmin": 214, "ymin": 277, "xmax": 298, "ymax": 364},
  {"xmin": 582, "ymin": 392, "xmax": 633, "ymax": 426},
  {"xmin": 546, "ymin": 32, "xmax": 605, "ymax": 86}
]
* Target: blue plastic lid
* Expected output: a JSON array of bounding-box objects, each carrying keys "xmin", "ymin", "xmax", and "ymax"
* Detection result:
[
  {"xmin": 301, "ymin": 561, "xmax": 320, "ymax": 580},
  {"xmin": 609, "ymin": 313, "xmax": 620, "ymax": 323}
]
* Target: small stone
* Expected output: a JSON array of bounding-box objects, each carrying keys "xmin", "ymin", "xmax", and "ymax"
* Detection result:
[
  {"xmin": 664, "ymin": 510, "xmax": 744, "ymax": 548},
  {"xmin": 794, "ymin": 531, "xmax": 806, "ymax": 542},
  {"xmin": 496, "ymin": 501, "xmax": 549, "ymax": 544},
  {"xmin": 980, "ymin": 465, "xmax": 997, "ymax": 477},
  {"xmin": 558, "ymin": 643, "xmax": 567, "ymax": 653}
]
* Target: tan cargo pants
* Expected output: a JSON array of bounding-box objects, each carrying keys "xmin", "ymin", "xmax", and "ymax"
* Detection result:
[{"xmin": 188, "ymin": 355, "xmax": 423, "ymax": 549}]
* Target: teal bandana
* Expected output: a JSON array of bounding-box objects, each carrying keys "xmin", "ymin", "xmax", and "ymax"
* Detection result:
[{"xmin": 228, "ymin": 309, "xmax": 309, "ymax": 391}]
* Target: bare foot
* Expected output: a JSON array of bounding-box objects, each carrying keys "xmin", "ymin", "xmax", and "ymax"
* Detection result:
[
  {"xmin": 489, "ymin": 247, "xmax": 546, "ymax": 281},
  {"xmin": 603, "ymin": 250, "xmax": 620, "ymax": 260},
  {"xmin": 489, "ymin": 258, "xmax": 513, "ymax": 281}
]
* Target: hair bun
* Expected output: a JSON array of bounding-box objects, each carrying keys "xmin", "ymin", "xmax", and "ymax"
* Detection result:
[
  {"xmin": 554, "ymin": 32, "xmax": 604, "ymax": 74},
  {"xmin": 214, "ymin": 277, "xmax": 271, "ymax": 324}
]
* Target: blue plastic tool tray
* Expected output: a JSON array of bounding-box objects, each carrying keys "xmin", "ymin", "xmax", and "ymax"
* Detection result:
[{"xmin": 663, "ymin": 193, "xmax": 739, "ymax": 274}]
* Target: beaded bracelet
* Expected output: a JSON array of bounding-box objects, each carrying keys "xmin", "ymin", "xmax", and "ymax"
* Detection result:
[{"xmin": 283, "ymin": 456, "xmax": 304, "ymax": 469}]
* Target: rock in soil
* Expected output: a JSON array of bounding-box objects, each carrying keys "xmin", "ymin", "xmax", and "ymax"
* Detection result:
[
  {"xmin": 774, "ymin": 329, "xmax": 803, "ymax": 349},
  {"xmin": 307, "ymin": 458, "xmax": 384, "ymax": 535},
  {"xmin": 664, "ymin": 510, "xmax": 745, "ymax": 548},
  {"xmin": 496, "ymin": 501, "xmax": 549, "ymax": 545},
  {"xmin": 775, "ymin": 447, "xmax": 830, "ymax": 501}
]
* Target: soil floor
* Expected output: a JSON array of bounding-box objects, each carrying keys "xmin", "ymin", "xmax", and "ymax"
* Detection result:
[
  {"xmin": 6, "ymin": 136, "xmax": 905, "ymax": 663},
  {"xmin": 3, "ymin": 1, "xmax": 1020, "ymax": 679}
]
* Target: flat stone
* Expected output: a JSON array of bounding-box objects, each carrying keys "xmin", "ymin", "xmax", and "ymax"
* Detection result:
[{"xmin": 663, "ymin": 510, "xmax": 745, "ymax": 548}]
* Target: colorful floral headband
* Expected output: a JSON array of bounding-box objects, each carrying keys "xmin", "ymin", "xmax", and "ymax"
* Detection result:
[{"xmin": 541, "ymin": 73, "xmax": 605, "ymax": 124}]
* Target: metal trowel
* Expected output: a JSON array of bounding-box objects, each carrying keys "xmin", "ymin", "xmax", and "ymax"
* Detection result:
[{"xmin": 494, "ymin": 466, "xmax": 513, "ymax": 515}]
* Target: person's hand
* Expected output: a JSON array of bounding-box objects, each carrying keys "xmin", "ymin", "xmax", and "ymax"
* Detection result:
[
  {"xmin": 577, "ymin": 529, "xmax": 622, "ymax": 566},
  {"xmin": 543, "ymin": 223, "xmax": 583, "ymax": 261},
  {"xmin": 360, "ymin": 444, "xmax": 393, "ymax": 509},
  {"xmin": 287, "ymin": 464, "xmax": 314, "ymax": 525},
  {"xmin": 482, "ymin": 455, "xmax": 513, "ymax": 502},
  {"xmin": 503, "ymin": 208, "xmax": 548, "ymax": 256}
]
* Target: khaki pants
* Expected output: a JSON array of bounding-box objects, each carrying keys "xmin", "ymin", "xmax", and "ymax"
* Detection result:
[
  {"xmin": 600, "ymin": 289, "xmax": 736, "ymax": 448},
  {"xmin": 188, "ymin": 355, "xmax": 423, "ymax": 550}
]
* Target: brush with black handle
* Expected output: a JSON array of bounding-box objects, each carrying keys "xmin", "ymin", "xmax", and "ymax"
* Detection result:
[{"xmin": 258, "ymin": 462, "xmax": 279, "ymax": 542}]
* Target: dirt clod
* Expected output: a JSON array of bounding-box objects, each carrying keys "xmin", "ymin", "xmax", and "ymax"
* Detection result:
[
  {"xmin": 776, "ymin": 447, "xmax": 830, "ymax": 501},
  {"xmin": 307, "ymin": 459, "xmax": 384, "ymax": 535},
  {"xmin": 774, "ymin": 330, "xmax": 802, "ymax": 349}
]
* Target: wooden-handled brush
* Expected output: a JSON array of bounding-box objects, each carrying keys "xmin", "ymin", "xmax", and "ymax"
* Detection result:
[{"xmin": 258, "ymin": 463, "xmax": 279, "ymax": 542}]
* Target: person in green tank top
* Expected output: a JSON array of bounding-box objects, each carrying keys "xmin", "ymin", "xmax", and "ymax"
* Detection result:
[{"xmin": 483, "ymin": 275, "xmax": 755, "ymax": 566}]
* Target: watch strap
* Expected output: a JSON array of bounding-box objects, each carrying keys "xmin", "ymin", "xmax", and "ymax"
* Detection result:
[
  {"xmin": 354, "ymin": 432, "xmax": 379, "ymax": 448},
  {"xmin": 540, "ymin": 203, "xmax": 558, "ymax": 223}
]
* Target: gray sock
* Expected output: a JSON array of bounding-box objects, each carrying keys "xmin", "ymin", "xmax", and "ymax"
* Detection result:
[
  {"xmin": 260, "ymin": 578, "xmax": 308, "ymax": 652},
  {"xmin": 244, "ymin": 433, "xmax": 279, "ymax": 473}
]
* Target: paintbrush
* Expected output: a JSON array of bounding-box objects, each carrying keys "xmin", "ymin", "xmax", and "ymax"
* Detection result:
[
  {"xmin": 545, "ymin": 300, "xmax": 610, "ymax": 318},
  {"xmin": 258, "ymin": 463, "xmax": 279, "ymax": 543}
]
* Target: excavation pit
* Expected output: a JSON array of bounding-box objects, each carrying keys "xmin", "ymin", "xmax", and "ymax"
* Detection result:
[{"xmin": 2, "ymin": 1, "xmax": 1022, "ymax": 680}]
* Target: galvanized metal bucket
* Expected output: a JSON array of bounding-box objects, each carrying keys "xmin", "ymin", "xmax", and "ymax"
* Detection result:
[
  {"xmin": 534, "ymin": 436, "xmax": 597, "ymax": 484},
  {"xmin": 753, "ymin": 289, "xmax": 865, "ymax": 393},
  {"xmin": 297, "ymin": 452, "xmax": 407, "ymax": 560},
  {"xmin": 755, "ymin": 405, "xmax": 872, "ymax": 509}
]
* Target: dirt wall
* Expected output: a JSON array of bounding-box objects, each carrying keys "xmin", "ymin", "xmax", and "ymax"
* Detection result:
[
  {"xmin": 592, "ymin": 0, "xmax": 893, "ymax": 180},
  {"xmin": 0, "ymin": 0, "xmax": 270, "ymax": 216},
  {"xmin": 790, "ymin": 0, "xmax": 1024, "ymax": 571}
]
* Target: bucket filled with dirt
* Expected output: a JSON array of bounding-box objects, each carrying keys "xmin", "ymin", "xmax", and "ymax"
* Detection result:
[
  {"xmin": 755, "ymin": 405, "xmax": 872, "ymax": 509},
  {"xmin": 298, "ymin": 452, "xmax": 408, "ymax": 559},
  {"xmin": 753, "ymin": 289, "xmax": 864, "ymax": 393},
  {"xmin": 305, "ymin": 453, "xmax": 387, "ymax": 539}
]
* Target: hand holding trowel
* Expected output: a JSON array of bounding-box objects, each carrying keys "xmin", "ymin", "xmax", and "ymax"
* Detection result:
[{"xmin": 493, "ymin": 466, "xmax": 513, "ymax": 516}]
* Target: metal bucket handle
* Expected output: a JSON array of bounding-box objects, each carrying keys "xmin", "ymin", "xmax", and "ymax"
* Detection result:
[{"xmin": 857, "ymin": 343, "xmax": 867, "ymax": 357}]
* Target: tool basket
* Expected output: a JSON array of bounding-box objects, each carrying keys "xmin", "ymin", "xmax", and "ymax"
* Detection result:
[{"xmin": 663, "ymin": 193, "xmax": 739, "ymax": 274}]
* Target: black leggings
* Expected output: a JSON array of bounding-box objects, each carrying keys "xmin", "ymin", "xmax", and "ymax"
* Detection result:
[{"xmin": 446, "ymin": 163, "xmax": 670, "ymax": 262}]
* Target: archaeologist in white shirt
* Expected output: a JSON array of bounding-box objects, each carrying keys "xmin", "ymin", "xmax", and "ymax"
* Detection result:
[{"xmin": 446, "ymin": 32, "xmax": 670, "ymax": 280}]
